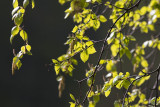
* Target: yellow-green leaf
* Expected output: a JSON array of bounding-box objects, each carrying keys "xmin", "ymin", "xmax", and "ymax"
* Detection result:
[
  {"xmin": 55, "ymin": 65, "xmax": 60, "ymax": 75},
  {"xmin": 99, "ymin": 15, "xmax": 107, "ymax": 22},
  {"xmin": 14, "ymin": 12, "xmax": 23, "ymax": 25},
  {"xmin": 69, "ymin": 102, "xmax": 76, "ymax": 107},
  {"xmin": 10, "ymin": 26, "xmax": 19, "ymax": 43},
  {"xmin": 16, "ymin": 60, "xmax": 22, "ymax": 70},
  {"xmin": 99, "ymin": 60, "xmax": 107, "ymax": 65},
  {"xmin": 26, "ymin": 45, "xmax": 31, "ymax": 52},
  {"xmin": 20, "ymin": 30, "xmax": 28, "ymax": 41},
  {"xmin": 141, "ymin": 59, "xmax": 148, "ymax": 67},
  {"xmin": 88, "ymin": 101, "xmax": 95, "ymax": 107},
  {"xmin": 80, "ymin": 50, "xmax": 89, "ymax": 63},
  {"xmin": 21, "ymin": 46, "xmax": 26, "ymax": 53},
  {"xmin": 87, "ymin": 46, "xmax": 96, "ymax": 54},
  {"xmin": 31, "ymin": 0, "xmax": 35, "ymax": 9},
  {"xmin": 70, "ymin": 94, "xmax": 76, "ymax": 101},
  {"xmin": 88, "ymin": 91, "xmax": 94, "ymax": 98},
  {"xmin": 11, "ymin": 26, "xmax": 19, "ymax": 36},
  {"xmin": 72, "ymin": 26, "xmax": 78, "ymax": 33},
  {"xmin": 52, "ymin": 59, "xmax": 58, "ymax": 64},
  {"xmin": 23, "ymin": 0, "xmax": 29, "ymax": 8},
  {"xmin": 13, "ymin": 0, "xmax": 18, "ymax": 8},
  {"xmin": 105, "ymin": 89, "xmax": 111, "ymax": 97},
  {"xmin": 111, "ymin": 44, "xmax": 119, "ymax": 57}
]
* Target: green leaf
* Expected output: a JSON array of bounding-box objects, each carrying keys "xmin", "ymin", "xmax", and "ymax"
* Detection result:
[
  {"xmin": 70, "ymin": 94, "xmax": 76, "ymax": 101},
  {"xmin": 105, "ymin": 89, "xmax": 111, "ymax": 97},
  {"xmin": 14, "ymin": 12, "xmax": 23, "ymax": 25},
  {"xmin": 80, "ymin": 50, "xmax": 89, "ymax": 63},
  {"xmin": 114, "ymin": 100, "xmax": 121, "ymax": 107},
  {"xmin": 31, "ymin": 0, "xmax": 35, "ymax": 9},
  {"xmin": 106, "ymin": 60, "xmax": 114, "ymax": 71},
  {"xmin": 16, "ymin": 60, "xmax": 22, "ymax": 70},
  {"xmin": 141, "ymin": 59, "xmax": 148, "ymax": 67},
  {"xmin": 122, "ymin": 79, "xmax": 130, "ymax": 89},
  {"xmin": 111, "ymin": 44, "xmax": 119, "ymax": 57},
  {"xmin": 69, "ymin": 102, "xmax": 76, "ymax": 107},
  {"xmin": 93, "ymin": 95, "xmax": 100, "ymax": 103},
  {"xmin": 13, "ymin": 0, "xmax": 18, "ymax": 8},
  {"xmin": 13, "ymin": 56, "xmax": 19, "ymax": 64},
  {"xmin": 88, "ymin": 101, "xmax": 95, "ymax": 107},
  {"xmin": 11, "ymin": 26, "xmax": 19, "ymax": 36},
  {"xmin": 72, "ymin": 26, "xmax": 78, "ymax": 33},
  {"xmin": 20, "ymin": 30, "xmax": 28, "ymax": 41},
  {"xmin": 12, "ymin": 56, "xmax": 19, "ymax": 75},
  {"xmin": 125, "ymin": 48, "xmax": 132, "ymax": 60},
  {"xmin": 52, "ymin": 59, "xmax": 58, "ymax": 64},
  {"xmin": 26, "ymin": 45, "xmax": 31, "ymax": 52},
  {"xmin": 99, "ymin": 60, "xmax": 107, "ymax": 65},
  {"xmin": 88, "ymin": 91, "xmax": 94, "ymax": 98},
  {"xmin": 99, "ymin": 15, "xmax": 107, "ymax": 22},
  {"xmin": 10, "ymin": 26, "xmax": 19, "ymax": 43},
  {"xmin": 87, "ymin": 46, "xmax": 96, "ymax": 54},
  {"xmin": 113, "ymin": 75, "xmax": 124, "ymax": 86},
  {"xmin": 54, "ymin": 65, "xmax": 60, "ymax": 75},
  {"xmin": 23, "ymin": 0, "xmax": 29, "ymax": 8},
  {"xmin": 93, "ymin": 20, "xmax": 100, "ymax": 30},
  {"xmin": 21, "ymin": 46, "xmax": 26, "ymax": 53},
  {"xmin": 128, "ymin": 35, "xmax": 136, "ymax": 41}
]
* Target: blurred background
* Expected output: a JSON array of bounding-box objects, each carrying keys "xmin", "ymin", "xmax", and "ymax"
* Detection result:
[{"xmin": 0, "ymin": 0, "xmax": 159, "ymax": 107}]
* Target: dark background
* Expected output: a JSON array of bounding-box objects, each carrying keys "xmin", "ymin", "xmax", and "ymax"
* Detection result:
[{"xmin": 0, "ymin": 0, "xmax": 158, "ymax": 107}]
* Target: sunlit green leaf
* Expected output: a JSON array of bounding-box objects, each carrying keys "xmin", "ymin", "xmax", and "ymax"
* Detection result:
[
  {"xmin": 93, "ymin": 95, "xmax": 100, "ymax": 104},
  {"xmin": 99, "ymin": 60, "xmax": 107, "ymax": 65},
  {"xmin": 88, "ymin": 101, "xmax": 95, "ymax": 107},
  {"xmin": 99, "ymin": 15, "xmax": 107, "ymax": 22},
  {"xmin": 80, "ymin": 50, "xmax": 89, "ymax": 63},
  {"xmin": 10, "ymin": 26, "xmax": 19, "ymax": 43},
  {"xmin": 14, "ymin": 12, "xmax": 23, "ymax": 25},
  {"xmin": 55, "ymin": 65, "xmax": 60, "ymax": 75},
  {"xmin": 69, "ymin": 102, "xmax": 76, "ymax": 107},
  {"xmin": 16, "ymin": 60, "xmax": 22, "ymax": 70},
  {"xmin": 141, "ymin": 59, "xmax": 148, "ymax": 68},
  {"xmin": 31, "ymin": 0, "xmax": 35, "ymax": 9},
  {"xmin": 23, "ymin": 0, "xmax": 29, "ymax": 8},
  {"xmin": 26, "ymin": 45, "xmax": 31, "ymax": 52},
  {"xmin": 21, "ymin": 46, "xmax": 26, "ymax": 53},
  {"xmin": 20, "ymin": 30, "xmax": 28, "ymax": 41},
  {"xmin": 105, "ymin": 89, "xmax": 111, "ymax": 97},
  {"xmin": 52, "ymin": 59, "xmax": 58, "ymax": 64},
  {"xmin": 70, "ymin": 93, "xmax": 76, "ymax": 101},
  {"xmin": 13, "ymin": 0, "xmax": 18, "ymax": 8},
  {"xmin": 88, "ymin": 91, "xmax": 94, "ymax": 98}
]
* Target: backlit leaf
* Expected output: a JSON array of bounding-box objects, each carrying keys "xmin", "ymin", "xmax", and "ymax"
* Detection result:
[
  {"xmin": 20, "ymin": 30, "xmax": 28, "ymax": 41},
  {"xmin": 80, "ymin": 50, "xmax": 89, "ymax": 63},
  {"xmin": 55, "ymin": 65, "xmax": 60, "ymax": 75},
  {"xmin": 99, "ymin": 15, "xmax": 107, "ymax": 22},
  {"xmin": 13, "ymin": 0, "xmax": 18, "ymax": 8},
  {"xmin": 31, "ymin": 0, "xmax": 35, "ymax": 9},
  {"xmin": 10, "ymin": 26, "xmax": 19, "ymax": 43},
  {"xmin": 105, "ymin": 89, "xmax": 111, "ymax": 97},
  {"xmin": 69, "ymin": 102, "xmax": 76, "ymax": 107},
  {"xmin": 141, "ymin": 59, "xmax": 148, "ymax": 67},
  {"xmin": 16, "ymin": 60, "xmax": 22, "ymax": 69},
  {"xmin": 26, "ymin": 45, "xmax": 31, "ymax": 52},
  {"xmin": 70, "ymin": 94, "xmax": 76, "ymax": 101},
  {"xmin": 23, "ymin": 0, "xmax": 29, "ymax": 8}
]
